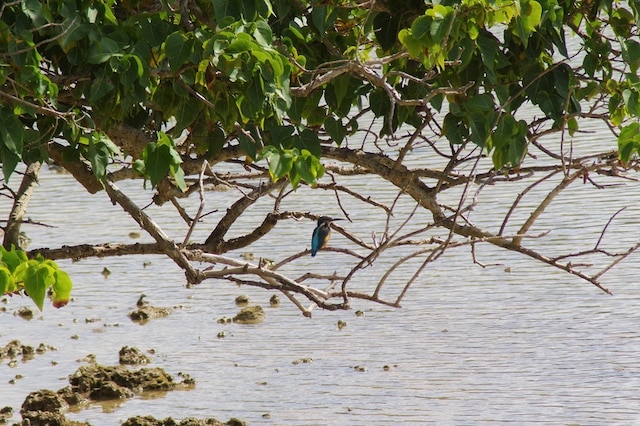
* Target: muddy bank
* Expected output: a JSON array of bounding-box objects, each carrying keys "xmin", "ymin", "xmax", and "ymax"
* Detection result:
[
  {"xmin": 122, "ymin": 416, "xmax": 246, "ymax": 426},
  {"xmin": 14, "ymin": 348, "xmax": 244, "ymax": 426}
]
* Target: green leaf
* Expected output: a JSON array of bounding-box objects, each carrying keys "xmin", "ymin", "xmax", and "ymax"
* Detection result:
[
  {"xmin": 0, "ymin": 147, "xmax": 20, "ymax": 183},
  {"xmin": 0, "ymin": 267, "xmax": 15, "ymax": 295},
  {"xmin": 238, "ymin": 131, "xmax": 257, "ymax": 160},
  {"xmin": 610, "ymin": 7, "xmax": 634, "ymax": 38},
  {"xmin": 268, "ymin": 149, "xmax": 294, "ymax": 180},
  {"xmin": 311, "ymin": 6, "xmax": 328, "ymax": 35},
  {"xmin": 142, "ymin": 143, "xmax": 170, "ymax": 188},
  {"xmin": 253, "ymin": 20, "xmax": 273, "ymax": 46},
  {"xmin": 295, "ymin": 129, "xmax": 321, "ymax": 158},
  {"xmin": 174, "ymin": 99, "xmax": 201, "ymax": 134},
  {"xmin": 515, "ymin": 0, "xmax": 542, "ymax": 46},
  {"xmin": 288, "ymin": 163, "xmax": 301, "ymax": 189},
  {"xmin": 89, "ymin": 72, "xmax": 115, "ymax": 103},
  {"xmin": 412, "ymin": 16, "xmax": 431, "ymax": 42},
  {"xmin": 1, "ymin": 246, "xmax": 26, "ymax": 272},
  {"xmin": 374, "ymin": 12, "xmax": 400, "ymax": 51},
  {"xmin": 0, "ymin": 113, "xmax": 24, "ymax": 156},
  {"xmin": 24, "ymin": 264, "xmax": 55, "ymax": 311},
  {"xmin": 398, "ymin": 29, "xmax": 425, "ymax": 59},
  {"xmin": 87, "ymin": 133, "xmax": 119, "ymax": 181},
  {"xmin": 87, "ymin": 37, "xmax": 120, "ymax": 64},
  {"xmin": 618, "ymin": 122, "xmax": 640, "ymax": 163},
  {"xmin": 325, "ymin": 117, "xmax": 346, "ymax": 146},
  {"xmin": 369, "ymin": 88, "xmax": 390, "ymax": 118},
  {"xmin": 464, "ymin": 94, "xmax": 497, "ymax": 147},
  {"xmin": 165, "ymin": 32, "xmax": 194, "ymax": 72},
  {"xmin": 52, "ymin": 269, "xmax": 72, "ymax": 308},
  {"xmin": 295, "ymin": 150, "xmax": 324, "ymax": 186},
  {"xmin": 238, "ymin": 80, "xmax": 265, "ymax": 120},
  {"xmin": 623, "ymin": 89, "xmax": 640, "ymax": 116},
  {"xmin": 623, "ymin": 40, "xmax": 640, "ymax": 73},
  {"xmin": 443, "ymin": 113, "xmax": 468, "ymax": 145}
]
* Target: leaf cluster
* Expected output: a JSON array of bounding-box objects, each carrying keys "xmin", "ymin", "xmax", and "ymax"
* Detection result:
[{"xmin": 0, "ymin": 246, "xmax": 72, "ymax": 310}]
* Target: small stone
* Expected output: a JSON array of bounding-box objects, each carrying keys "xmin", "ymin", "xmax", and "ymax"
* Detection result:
[
  {"xmin": 16, "ymin": 306, "xmax": 34, "ymax": 319},
  {"xmin": 241, "ymin": 252, "xmax": 254, "ymax": 260},
  {"xmin": 234, "ymin": 295, "xmax": 250, "ymax": 306},
  {"xmin": 292, "ymin": 357, "xmax": 313, "ymax": 365}
]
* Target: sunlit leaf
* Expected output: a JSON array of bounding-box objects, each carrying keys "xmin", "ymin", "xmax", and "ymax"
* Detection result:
[
  {"xmin": 52, "ymin": 269, "xmax": 73, "ymax": 309},
  {"xmin": 24, "ymin": 264, "xmax": 55, "ymax": 311},
  {"xmin": 0, "ymin": 267, "xmax": 15, "ymax": 295}
]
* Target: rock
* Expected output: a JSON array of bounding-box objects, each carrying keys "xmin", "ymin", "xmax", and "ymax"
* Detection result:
[
  {"xmin": 128, "ymin": 305, "xmax": 172, "ymax": 322},
  {"xmin": 0, "ymin": 339, "xmax": 23, "ymax": 358},
  {"xmin": 57, "ymin": 386, "xmax": 88, "ymax": 406},
  {"xmin": 0, "ymin": 406, "xmax": 13, "ymax": 423},
  {"xmin": 119, "ymin": 346, "xmax": 151, "ymax": 365},
  {"xmin": 232, "ymin": 305, "xmax": 265, "ymax": 324},
  {"xmin": 16, "ymin": 306, "xmax": 35, "ymax": 319},
  {"xmin": 234, "ymin": 295, "xmax": 250, "ymax": 306},
  {"xmin": 89, "ymin": 380, "xmax": 134, "ymax": 400},
  {"xmin": 121, "ymin": 416, "xmax": 231, "ymax": 426},
  {"xmin": 21, "ymin": 389, "xmax": 68, "ymax": 415},
  {"xmin": 21, "ymin": 410, "xmax": 72, "ymax": 426},
  {"xmin": 68, "ymin": 364, "xmax": 191, "ymax": 397}
]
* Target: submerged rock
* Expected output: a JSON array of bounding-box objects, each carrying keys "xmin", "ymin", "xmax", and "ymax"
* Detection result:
[
  {"xmin": 119, "ymin": 346, "xmax": 152, "ymax": 365},
  {"xmin": 19, "ymin": 389, "xmax": 91, "ymax": 426},
  {"xmin": 21, "ymin": 389, "xmax": 68, "ymax": 413},
  {"xmin": 14, "ymin": 352, "xmax": 244, "ymax": 425},
  {"xmin": 128, "ymin": 305, "xmax": 172, "ymax": 322},
  {"xmin": 16, "ymin": 306, "xmax": 35, "ymax": 319},
  {"xmin": 232, "ymin": 305, "xmax": 265, "ymax": 324},
  {"xmin": 121, "ymin": 416, "xmax": 245, "ymax": 426},
  {"xmin": 234, "ymin": 295, "xmax": 250, "ymax": 306},
  {"xmin": 0, "ymin": 339, "xmax": 47, "ymax": 361},
  {"xmin": 0, "ymin": 406, "xmax": 13, "ymax": 421},
  {"xmin": 68, "ymin": 364, "xmax": 188, "ymax": 397}
]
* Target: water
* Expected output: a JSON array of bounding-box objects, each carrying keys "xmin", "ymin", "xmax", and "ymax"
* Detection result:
[{"xmin": 2, "ymin": 125, "xmax": 640, "ymax": 425}]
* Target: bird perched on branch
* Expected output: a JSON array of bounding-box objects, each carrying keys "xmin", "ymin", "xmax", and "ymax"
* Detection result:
[{"xmin": 311, "ymin": 216, "xmax": 343, "ymax": 257}]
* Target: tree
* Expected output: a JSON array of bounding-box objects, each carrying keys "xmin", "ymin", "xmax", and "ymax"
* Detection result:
[{"xmin": 1, "ymin": 0, "xmax": 639, "ymax": 315}]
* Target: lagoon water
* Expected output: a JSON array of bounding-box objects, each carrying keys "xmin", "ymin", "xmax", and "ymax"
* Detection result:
[{"xmin": 1, "ymin": 123, "xmax": 640, "ymax": 426}]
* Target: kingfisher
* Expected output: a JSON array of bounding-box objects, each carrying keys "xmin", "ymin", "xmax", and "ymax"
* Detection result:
[{"xmin": 311, "ymin": 216, "xmax": 343, "ymax": 257}]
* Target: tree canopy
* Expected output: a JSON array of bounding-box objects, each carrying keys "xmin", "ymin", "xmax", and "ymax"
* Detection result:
[{"xmin": 1, "ymin": 0, "xmax": 640, "ymax": 314}]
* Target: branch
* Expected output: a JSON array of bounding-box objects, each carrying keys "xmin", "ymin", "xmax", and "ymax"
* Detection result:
[
  {"xmin": 28, "ymin": 242, "xmax": 165, "ymax": 260},
  {"xmin": 3, "ymin": 161, "xmax": 42, "ymax": 249},
  {"xmin": 103, "ymin": 179, "xmax": 202, "ymax": 284},
  {"xmin": 514, "ymin": 169, "xmax": 583, "ymax": 245}
]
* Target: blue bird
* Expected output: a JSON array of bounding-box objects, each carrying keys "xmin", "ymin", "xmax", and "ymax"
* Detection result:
[{"xmin": 311, "ymin": 216, "xmax": 342, "ymax": 257}]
